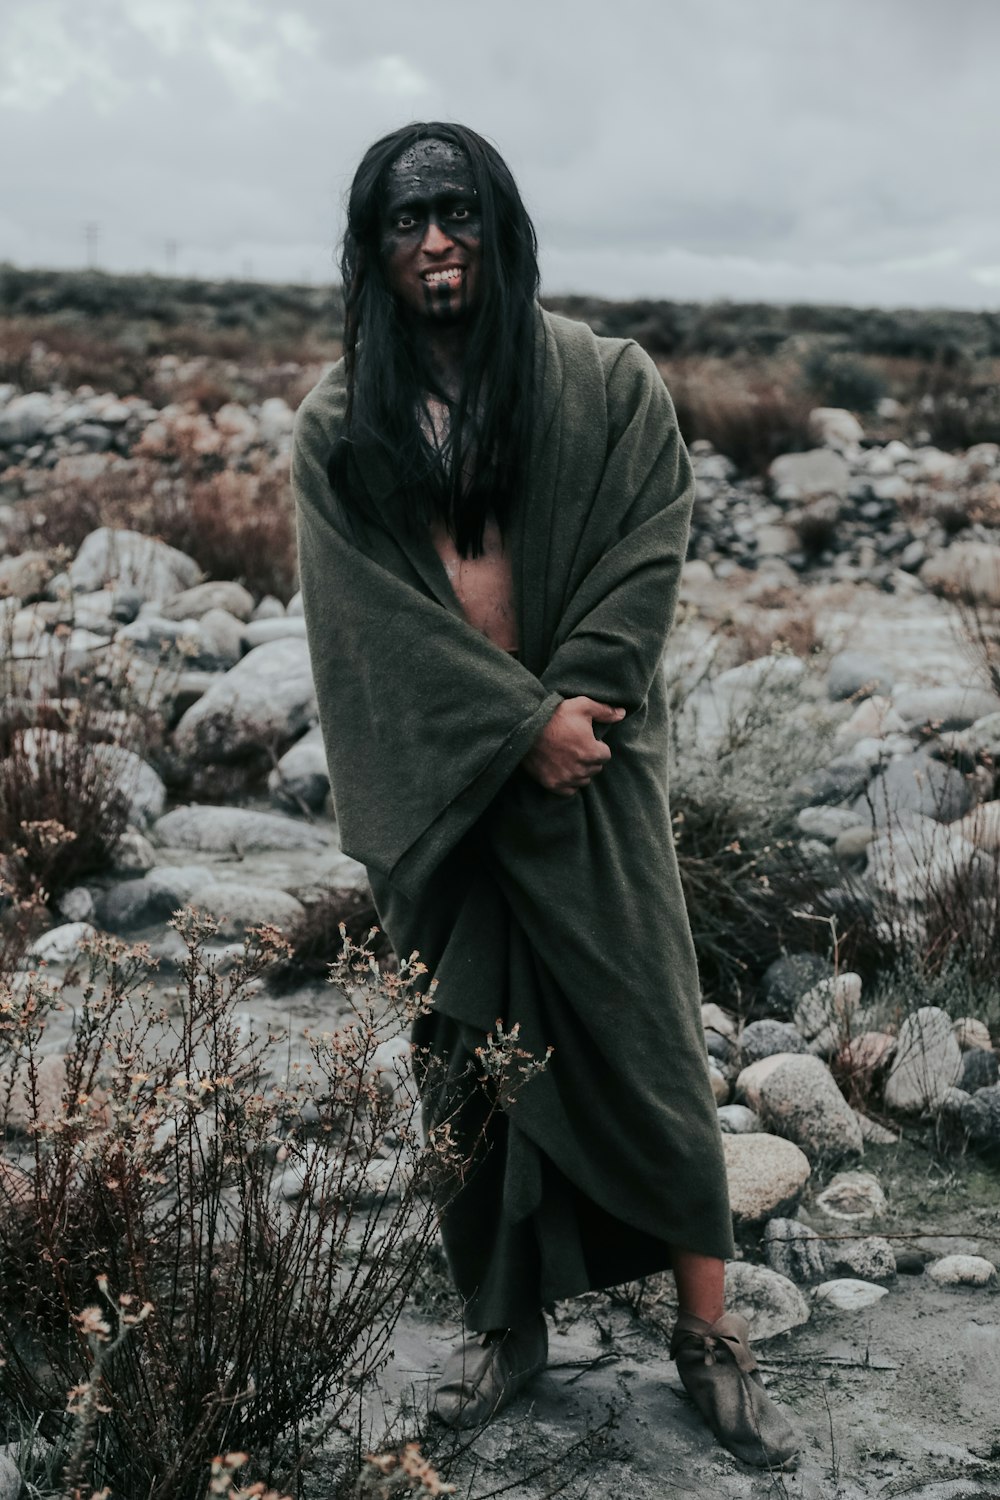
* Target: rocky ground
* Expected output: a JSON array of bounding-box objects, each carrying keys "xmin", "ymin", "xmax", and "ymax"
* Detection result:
[{"xmin": 1, "ymin": 376, "xmax": 999, "ymax": 1499}]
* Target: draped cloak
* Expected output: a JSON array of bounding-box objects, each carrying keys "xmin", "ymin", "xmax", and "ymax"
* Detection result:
[{"xmin": 291, "ymin": 306, "xmax": 735, "ymax": 1330}]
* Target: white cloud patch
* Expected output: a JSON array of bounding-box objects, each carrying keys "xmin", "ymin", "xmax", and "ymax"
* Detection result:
[{"xmin": 369, "ymin": 54, "xmax": 431, "ymax": 99}]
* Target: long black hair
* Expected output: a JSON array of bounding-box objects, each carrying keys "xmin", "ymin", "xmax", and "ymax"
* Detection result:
[{"xmin": 328, "ymin": 122, "xmax": 540, "ymax": 558}]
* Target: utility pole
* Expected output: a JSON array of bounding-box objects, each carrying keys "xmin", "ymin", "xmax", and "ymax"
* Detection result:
[
  {"xmin": 84, "ymin": 221, "xmax": 100, "ymax": 269},
  {"xmin": 165, "ymin": 238, "xmax": 178, "ymax": 275}
]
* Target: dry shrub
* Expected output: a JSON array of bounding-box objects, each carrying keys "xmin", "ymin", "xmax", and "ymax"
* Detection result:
[
  {"xmin": 723, "ymin": 607, "xmax": 821, "ymax": 665},
  {"xmin": 170, "ymin": 468, "xmax": 297, "ymax": 602},
  {"xmin": 271, "ymin": 887, "xmax": 392, "ymax": 991},
  {"xmin": 0, "ymin": 918, "xmax": 547, "ymax": 1499},
  {"xmin": 662, "ymin": 358, "xmax": 814, "ymax": 476}
]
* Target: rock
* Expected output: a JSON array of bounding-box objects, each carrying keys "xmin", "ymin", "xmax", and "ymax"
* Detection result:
[
  {"xmin": 370, "ymin": 1034, "xmax": 414, "ymax": 1106},
  {"xmin": 716, "ymin": 1104, "xmax": 761, "ymax": 1134},
  {"xmin": 0, "ymin": 1451, "xmax": 19, "ymax": 1500},
  {"xmin": 959, "ymin": 1047, "xmax": 999, "ymax": 1093},
  {"xmin": 100, "ymin": 864, "xmax": 306, "ymax": 940},
  {"xmin": 884, "ymin": 1007, "xmax": 963, "ymax": 1113},
  {"xmin": 892, "ymin": 685, "xmax": 1000, "ymax": 733},
  {"xmin": 763, "ymin": 1218, "xmax": 826, "ymax": 1284},
  {"xmin": 920, "ymin": 541, "xmax": 1000, "ymax": 607},
  {"xmin": 813, "ymin": 1170, "xmax": 886, "ymax": 1221},
  {"xmin": 826, "ymin": 650, "xmax": 893, "ymax": 702},
  {"xmin": 287, "ymin": 591, "xmax": 304, "ymax": 616},
  {"xmin": 821, "ymin": 1235, "xmax": 896, "ymax": 1283},
  {"xmin": 739, "ymin": 1020, "xmax": 809, "ymax": 1065},
  {"xmin": 939, "ymin": 1086, "xmax": 971, "ymax": 1121},
  {"xmin": 24, "ymin": 921, "xmax": 97, "ymax": 966},
  {"xmin": 159, "ymin": 580, "xmax": 256, "ymax": 622},
  {"xmin": 833, "ymin": 825, "xmax": 876, "ymax": 864},
  {"xmin": 851, "ymin": 751, "xmax": 973, "ymax": 827},
  {"xmin": 894, "ymin": 1250, "xmax": 926, "ymax": 1275},
  {"xmin": 257, "ymin": 396, "xmax": 295, "ymax": 444},
  {"xmin": 864, "ymin": 812, "xmax": 984, "ymax": 903},
  {"xmin": 792, "ymin": 758, "xmax": 870, "ymax": 807},
  {"xmin": 769, "ymin": 449, "xmax": 850, "ymax": 501},
  {"xmin": 55, "ymin": 886, "xmax": 96, "ymax": 923},
  {"xmin": 723, "ymin": 1132, "xmax": 811, "ymax": 1226},
  {"xmin": 808, "ymin": 408, "xmax": 865, "ymax": 453},
  {"xmin": 0, "ymin": 549, "xmax": 56, "ymax": 601},
  {"xmin": 814, "ymin": 1278, "xmax": 889, "ymax": 1311},
  {"xmin": 91, "ymin": 743, "xmax": 167, "ymax": 825},
  {"xmin": 0, "ymin": 391, "xmax": 56, "ymax": 444},
  {"xmin": 241, "ymin": 616, "xmax": 308, "ymax": 648},
  {"xmin": 172, "ymin": 637, "xmax": 317, "ymax": 762},
  {"xmin": 761, "ymin": 953, "xmax": 833, "ymax": 1014},
  {"xmin": 959, "ymin": 1083, "xmax": 1000, "ymax": 1146},
  {"xmin": 152, "ymin": 804, "xmax": 329, "ymax": 854},
  {"xmin": 736, "ymin": 1054, "xmax": 863, "ymax": 1159},
  {"xmin": 794, "ymin": 973, "xmax": 863, "ymax": 1041},
  {"xmin": 252, "ymin": 594, "xmax": 286, "ymax": 621},
  {"xmin": 3, "ymin": 1053, "xmax": 68, "ymax": 1130},
  {"xmin": 955, "ymin": 801, "xmax": 1000, "ymax": 852},
  {"xmin": 797, "ymin": 805, "xmax": 867, "ymax": 842},
  {"xmin": 110, "ymin": 826, "xmax": 157, "ymax": 875},
  {"xmin": 855, "ymin": 1112, "xmax": 900, "ymax": 1145},
  {"xmin": 723, "ymin": 1261, "xmax": 810, "ymax": 1340},
  {"xmin": 701, "ymin": 1002, "xmax": 737, "ymax": 1039},
  {"xmin": 69, "ymin": 526, "xmax": 202, "ymax": 602},
  {"xmin": 709, "ymin": 1066, "xmax": 730, "ymax": 1104},
  {"xmin": 925, "ymin": 1254, "xmax": 996, "ymax": 1288},
  {"xmin": 954, "ymin": 1016, "xmax": 992, "ymax": 1052},
  {"xmin": 835, "ymin": 1032, "xmax": 897, "ymax": 1087},
  {"xmin": 268, "ymin": 725, "xmax": 330, "ymax": 813},
  {"xmin": 834, "ymin": 695, "xmax": 907, "ymax": 741}
]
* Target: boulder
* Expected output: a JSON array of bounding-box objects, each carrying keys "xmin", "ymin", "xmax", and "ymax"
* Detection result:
[
  {"xmin": 268, "ymin": 725, "xmax": 330, "ymax": 813},
  {"xmin": 0, "ymin": 549, "xmax": 56, "ymax": 601},
  {"xmin": 761, "ymin": 953, "xmax": 833, "ymax": 1014},
  {"xmin": 723, "ymin": 1262, "xmax": 810, "ymax": 1340},
  {"xmin": 736, "ymin": 1053, "xmax": 863, "ymax": 1159},
  {"xmin": 797, "ymin": 806, "xmax": 868, "ymax": 842},
  {"xmin": 920, "ymin": 541, "xmax": 1000, "ymax": 607},
  {"xmin": 808, "ymin": 408, "xmax": 864, "ymax": 453},
  {"xmin": 171, "ymin": 637, "xmax": 317, "ymax": 762},
  {"xmin": 69, "ymin": 527, "xmax": 201, "ymax": 602},
  {"xmin": 959, "ymin": 1084, "xmax": 1000, "ymax": 1146},
  {"xmin": 892, "ymin": 685, "xmax": 1000, "ymax": 733},
  {"xmin": 763, "ymin": 1218, "xmax": 826, "ymax": 1284},
  {"xmin": 151, "ymin": 804, "xmax": 330, "ymax": 854},
  {"xmin": 0, "ymin": 392, "xmax": 56, "ymax": 444},
  {"xmin": 954, "ymin": 1016, "xmax": 992, "ymax": 1052},
  {"xmin": 851, "ymin": 751, "xmax": 973, "ymax": 827},
  {"xmin": 834, "ymin": 695, "xmax": 906, "ymax": 742},
  {"xmin": 769, "ymin": 449, "xmax": 850, "ymax": 501},
  {"xmin": 814, "ymin": 1278, "xmax": 888, "ymax": 1311},
  {"xmin": 722, "ymin": 1132, "xmax": 811, "ymax": 1226},
  {"xmin": 100, "ymin": 864, "xmax": 305, "ymax": 940},
  {"xmin": 864, "ymin": 813, "xmax": 984, "ymax": 904},
  {"xmin": 159, "ymin": 580, "xmax": 256, "ymax": 622},
  {"xmin": 716, "ymin": 1104, "xmax": 761, "ymax": 1134},
  {"xmin": 955, "ymin": 801, "xmax": 1000, "ymax": 852},
  {"xmin": 821, "ymin": 1236, "xmax": 896, "ymax": 1283},
  {"xmin": 959, "ymin": 1047, "xmax": 999, "ymax": 1093},
  {"xmin": 826, "ymin": 650, "xmax": 893, "ymax": 702},
  {"xmin": 701, "ymin": 1002, "xmax": 737, "ymax": 1039},
  {"xmin": 794, "ymin": 973, "xmax": 863, "ymax": 1041},
  {"xmin": 884, "ymin": 1006, "xmax": 963, "ymax": 1113},
  {"xmin": 24, "ymin": 921, "xmax": 97, "ymax": 966},
  {"xmin": 925, "ymin": 1254, "xmax": 996, "ymax": 1288},
  {"xmin": 739, "ymin": 1020, "xmax": 809, "ymax": 1066},
  {"xmin": 813, "ymin": 1171, "xmax": 886, "ymax": 1221},
  {"xmin": 242, "ymin": 616, "xmax": 308, "ymax": 648}
]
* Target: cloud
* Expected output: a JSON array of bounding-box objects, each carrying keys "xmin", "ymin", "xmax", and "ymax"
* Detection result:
[{"xmin": 0, "ymin": 0, "xmax": 997, "ymax": 308}]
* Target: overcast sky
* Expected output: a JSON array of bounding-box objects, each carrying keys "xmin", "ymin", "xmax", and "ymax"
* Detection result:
[{"xmin": 2, "ymin": 0, "xmax": 997, "ymax": 308}]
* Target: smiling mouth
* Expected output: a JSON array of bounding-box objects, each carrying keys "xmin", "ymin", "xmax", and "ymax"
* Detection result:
[{"xmin": 422, "ymin": 267, "xmax": 464, "ymax": 286}]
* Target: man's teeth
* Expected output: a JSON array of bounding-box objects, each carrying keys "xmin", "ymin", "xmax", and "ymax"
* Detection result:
[{"xmin": 424, "ymin": 268, "xmax": 462, "ymax": 284}]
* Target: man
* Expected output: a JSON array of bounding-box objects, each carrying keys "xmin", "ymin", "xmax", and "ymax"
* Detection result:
[{"xmin": 292, "ymin": 122, "xmax": 799, "ymax": 1471}]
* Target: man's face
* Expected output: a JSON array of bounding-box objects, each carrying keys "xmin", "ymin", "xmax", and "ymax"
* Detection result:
[{"xmin": 380, "ymin": 138, "xmax": 482, "ymax": 325}]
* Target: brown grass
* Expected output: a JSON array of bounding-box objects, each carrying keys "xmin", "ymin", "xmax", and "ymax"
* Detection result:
[{"xmin": 661, "ymin": 357, "xmax": 814, "ymax": 476}]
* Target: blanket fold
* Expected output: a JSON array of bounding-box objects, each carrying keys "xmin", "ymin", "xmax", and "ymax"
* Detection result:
[{"xmin": 293, "ymin": 306, "xmax": 734, "ymax": 1329}]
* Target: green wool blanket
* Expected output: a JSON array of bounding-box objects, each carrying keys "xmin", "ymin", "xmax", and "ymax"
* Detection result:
[{"xmin": 292, "ymin": 306, "xmax": 734, "ymax": 1329}]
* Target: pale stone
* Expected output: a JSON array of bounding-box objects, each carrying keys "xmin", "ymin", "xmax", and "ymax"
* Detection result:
[
  {"xmin": 241, "ymin": 616, "xmax": 308, "ymax": 648},
  {"xmin": 701, "ymin": 1002, "xmax": 737, "ymax": 1039},
  {"xmin": 808, "ymin": 407, "xmax": 865, "ymax": 452},
  {"xmin": 884, "ymin": 1006, "xmax": 963, "ymax": 1113},
  {"xmin": 833, "ymin": 695, "xmax": 906, "ymax": 741},
  {"xmin": 69, "ymin": 526, "xmax": 201, "ymax": 602},
  {"xmin": 722, "ymin": 1132, "xmax": 811, "ymax": 1226},
  {"xmin": 268, "ymin": 724, "xmax": 330, "ymax": 813},
  {"xmin": 171, "ymin": 636, "xmax": 317, "ymax": 762},
  {"xmin": 814, "ymin": 1278, "xmax": 889, "ymax": 1311},
  {"xmin": 926, "ymin": 1254, "xmax": 996, "ymax": 1288},
  {"xmin": 159, "ymin": 580, "xmax": 255, "ymax": 622},
  {"xmin": 794, "ymin": 973, "xmax": 864, "ymax": 1041},
  {"xmin": 814, "ymin": 1170, "xmax": 887, "ymax": 1221},
  {"xmin": 764, "ymin": 1218, "xmax": 826, "ymax": 1283},
  {"xmin": 709, "ymin": 1066, "xmax": 730, "ymax": 1105},
  {"xmin": 920, "ymin": 541, "xmax": 1000, "ymax": 607},
  {"xmin": 152, "ymin": 804, "xmax": 330, "ymax": 854},
  {"xmin": 954, "ymin": 1016, "xmax": 992, "ymax": 1052},
  {"xmin": 955, "ymin": 802, "xmax": 1000, "ymax": 852},
  {"xmin": 716, "ymin": 1104, "xmax": 761, "ymax": 1134},
  {"xmin": 724, "ymin": 1262, "xmax": 811, "ymax": 1340},
  {"xmin": 821, "ymin": 1236, "xmax": 896, "ymax": 1283},
  {"xmin": 25, "ymin": 921, "xmax": 97, "ymax": 965},
  {"xmin": 854, "ymin": 1112, "xmax": 900, "ymax": 1146},
  {"xmin": 736, "ymin": 1053, "xmax": 863, "ymax": 1159},
  {"xmin": 769, "ymin": 448, "xmax": 850, "ymax": 499}
]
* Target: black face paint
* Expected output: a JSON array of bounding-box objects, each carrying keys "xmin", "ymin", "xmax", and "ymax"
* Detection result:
[{"xmin": 380, "ymin": 139, "xmax": 483, "ymax": 325}]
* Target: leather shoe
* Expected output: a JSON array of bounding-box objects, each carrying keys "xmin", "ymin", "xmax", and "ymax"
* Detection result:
[
  {"xmin": 432, "ymin": 1313, "xmax": 548, "ymax": 1429},
  {"xmin": 669, "ymin": 1310, "xmax": 800, "ymax": 1471}
]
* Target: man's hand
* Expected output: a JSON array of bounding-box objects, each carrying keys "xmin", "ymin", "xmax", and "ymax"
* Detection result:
[{"xmin": 521, "ymin": 696, "xmax": 626, "ymax": 797}]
